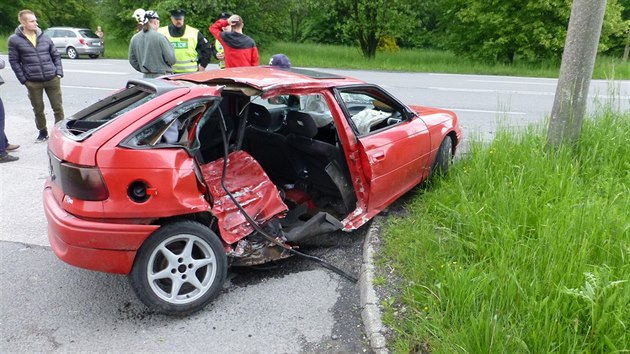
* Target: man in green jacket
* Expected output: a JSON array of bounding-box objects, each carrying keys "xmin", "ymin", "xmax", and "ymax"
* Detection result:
[{"xmin": 128, "ymin": 11, "xmax": 176, "ymax": 78}]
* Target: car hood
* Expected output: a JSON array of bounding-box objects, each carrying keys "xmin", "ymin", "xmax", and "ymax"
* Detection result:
[{"xmin": 409, "ymin": 105, "xmax": 454, "ymax": 116}]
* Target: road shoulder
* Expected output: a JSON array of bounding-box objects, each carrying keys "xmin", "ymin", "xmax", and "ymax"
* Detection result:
[{"xmin": 360, "ymin": 217, "xmax": 390, "ymax": 354}]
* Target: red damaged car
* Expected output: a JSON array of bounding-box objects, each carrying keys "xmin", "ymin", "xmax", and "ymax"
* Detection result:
[{"xmin": 44, "ymin": 67, "xmax": 461, "ymax": 315}]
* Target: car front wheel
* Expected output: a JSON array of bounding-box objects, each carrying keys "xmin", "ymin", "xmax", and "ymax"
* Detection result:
[
  {"xmin": 430, "ymin": 136, "xmax": 453, "ymax": 178},
  {"xmin": 66, "ymin": 47, "xmax": 78, "ymax": 59},
  {"xmin": 129, "ymin": 221, "xmax": 227, "ymax": 315}
]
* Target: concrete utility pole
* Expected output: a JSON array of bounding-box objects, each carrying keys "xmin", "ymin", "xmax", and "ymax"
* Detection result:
[
  {"xmin": 623, "ymin": 29, "xmax": 630, "ymax": 62},
  {"xmin": 547, "ymin": 0, "xmax": 607, "ymax": 147}
]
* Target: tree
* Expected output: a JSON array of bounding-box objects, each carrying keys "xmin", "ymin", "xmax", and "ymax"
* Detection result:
[
  {"xmin": 0, "ymin": 0, "xmax": 95, "ymax": 33},
  {"xmin": 98, "ymin": 0, "xmax": 151, "ymax": 41},
  {"xmin": 440, "ymin": 0, "xmax": 572, "ymax": 63},
  {"xmin": 331, "ymin": 0, "xmax": 412, "ymax": 58},
  {"xmin": 397, "ymin": 0, "xmax": 444, "ymax": 49},
  {"xmin": 37, "ymin": 0, "xmax": 96, "ymax": 28},
  {"xmin": 0, "ymin": 0, "xmax": 28, "ymax": 33},
  {"xmin": 300, "ymin": 1, "xmax": 347, "ymax": 45},
  {"xmin": 620, "ymin": 0, "xmax": 630, "ymax": 61},
  {"xmin": 439, "ymin": 0, "xmax": 624, "ymax": 63},
  {"xmin": 287, "ymin": 0, "xmax": 311, "ymax": 42},
  {"xmin": 547, "ymin": 0, "xmax": 607, "ymax": 147}
]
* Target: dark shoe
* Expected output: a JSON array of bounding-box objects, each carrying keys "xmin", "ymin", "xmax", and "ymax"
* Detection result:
[
  {"xmin": 35, "ymin": 130, "xmax": 49, "ymax": 143},
  {"xmin": 0, "ymin": 153, "xmax": 19, "ymax": 163},
  {"xmin": 6, "ymin": 144, "xmax": 20, "ymax": 151}
]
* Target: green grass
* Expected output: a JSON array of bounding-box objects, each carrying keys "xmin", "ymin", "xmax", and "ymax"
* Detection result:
[
  {"xmin": 101, "ymin": 38, "xmax": 130, "ymax": 59},
  {"xmin": 261, "ymin": 42, "xmax": 562, "ymax": 77},
  {"xmin": 380, "ymin": 109, "xmax": 630, "ymax": 353},
  {"xmin": 261, "ymin": 42, "xmax": 630, "ymax": 79},
  {"xmin": 2, "ymin": 35, "xmax": 628, "ymax": 79}
]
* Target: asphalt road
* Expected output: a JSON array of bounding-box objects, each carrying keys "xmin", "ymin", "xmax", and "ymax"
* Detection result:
[{"xmin": 1, "ymin": 56, "xmax": 628, "ymax": 353}]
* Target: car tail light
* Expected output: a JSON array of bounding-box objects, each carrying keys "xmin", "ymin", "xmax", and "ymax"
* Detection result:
[
  {"xmin": 59, "ymin": 162, "xmax": 109, "ymax": 201},
  {"xmin": 79, "ymin": 38, "xmax": 87, "ymax": 45}
]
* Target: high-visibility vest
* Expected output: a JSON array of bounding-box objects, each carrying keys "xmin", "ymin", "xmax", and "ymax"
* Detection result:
[
  {"xmin": 215, "ymin": 39, "xmax": 225, "ymax": 69},
  {"xmin": 158, "ymin": 25, "xmax": 199, "ymax": 73}
]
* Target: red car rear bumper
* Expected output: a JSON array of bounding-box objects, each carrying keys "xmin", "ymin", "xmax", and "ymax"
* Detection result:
[{"xmin": 44, "ymin": 186, "xmax": 159, "ymax": 274}]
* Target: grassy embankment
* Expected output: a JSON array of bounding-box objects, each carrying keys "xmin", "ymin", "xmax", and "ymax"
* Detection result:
[
  {"xmin": 380, "ymin": 107, "xmax": 630, "ymax": 352},
  {"xmin": 1, "ymin": 36, "xmax": 629, "ymax": 79}
]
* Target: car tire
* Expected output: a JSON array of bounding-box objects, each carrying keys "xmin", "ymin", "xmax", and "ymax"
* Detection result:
[
  {"xmin": 66, "ymin": 47, "xmax": 78, "ymax": 59},
  {"xmin": 430, "ymin": 136, "xmax": 453, "ymax": 178},
  {"xmin": 129, "ymin": 221, "xmax": 227, "ymax": 315},
  {"xmin": 89, "ymin": 54, "xmax": 99, "ymax": 59}
]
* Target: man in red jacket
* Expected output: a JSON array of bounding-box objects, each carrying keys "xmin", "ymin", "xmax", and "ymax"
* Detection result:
[{"xmin": 209, "ymin": 14, "xmax": 258, "ymax": 68}]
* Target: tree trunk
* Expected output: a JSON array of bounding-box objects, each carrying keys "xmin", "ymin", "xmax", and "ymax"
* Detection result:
[
  {"xmin": 507, "ymin": 50, "xmax": 515, "ymax": 64},
  {"xmin": 364, "ymin": 32, "xmax": 377, "ymax": 58},
  {"xmin": 547, "ymin": 0, "xmax": 606, "ymax": 148},
  {"xmin": 357, "ymin": 28, "xmax": 377, "ymax": 58}
]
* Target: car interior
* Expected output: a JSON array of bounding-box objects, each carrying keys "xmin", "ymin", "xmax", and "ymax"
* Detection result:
[
  {"xmin": 180, "ymin": 89, "xmax": 356, "ymax": 218},
  {"xmin": 61, "ymin": 80, "xmax": 408, "ymax": 223}
]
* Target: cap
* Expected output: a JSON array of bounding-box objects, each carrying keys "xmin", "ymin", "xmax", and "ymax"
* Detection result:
[
  {"xmin": 143, "ymin": 10, "xmax": 159, "ymax": 23},
  {"xmin": 218, "ymin": 12, "xmax": 231, "ymax": 20},
  {"xmin": 170, "ymin": 9, "xmax": 185, "ymax": 19},
  {"xmin": 269, "ymin": 54, "xmax": 291, "ymax": 68}
]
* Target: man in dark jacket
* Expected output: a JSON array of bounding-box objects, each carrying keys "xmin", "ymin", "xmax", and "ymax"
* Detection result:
[
  {"xmin": 8, "ymin": 9, "xmax": 64, "ymax": 143},
  {"xmin": 209, "ymin": 14, "xmax": 259, "ymax": 68}
]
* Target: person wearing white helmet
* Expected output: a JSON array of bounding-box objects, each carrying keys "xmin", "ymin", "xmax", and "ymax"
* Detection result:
[{"xmin": 132, "ymin": 8, "xmax": 145, "ymax": 32}]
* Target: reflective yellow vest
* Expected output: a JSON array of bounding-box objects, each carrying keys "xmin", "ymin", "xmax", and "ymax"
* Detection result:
[
  {"xmin": 158, "ymin": 25, "xmax": 199, "ymax": 73},
  {"xmin": 215, "ymin": 39, "xmax": 225, "ymax": 69}
]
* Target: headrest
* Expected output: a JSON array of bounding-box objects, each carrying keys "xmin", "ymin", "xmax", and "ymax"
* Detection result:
[
  {"xmin": 248, "ymin": 103, "xmax": 272, "ymax": 129},
  {"xmin": 286, "ymin": 111, "xmax": 318, "ymax": 138}
]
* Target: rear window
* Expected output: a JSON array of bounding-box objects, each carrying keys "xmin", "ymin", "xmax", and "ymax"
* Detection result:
[
  {"xmin": 78, "ymin": 30, "xmax": 100, "ymax": 39},
  {"xmin": 63, "ymin": 86, "xmax": 156, "ymax": 140}
]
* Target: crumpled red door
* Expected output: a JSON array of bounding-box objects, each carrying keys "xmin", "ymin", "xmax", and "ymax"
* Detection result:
[{"xmin": 200, "ymin": 151, "xmax": 288, "ymax": 244}]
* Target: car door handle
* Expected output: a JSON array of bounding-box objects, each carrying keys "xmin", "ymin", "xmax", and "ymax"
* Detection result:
[{"xmin": 372, "ymin": 150, "xmax": 385, "ymax": 160}]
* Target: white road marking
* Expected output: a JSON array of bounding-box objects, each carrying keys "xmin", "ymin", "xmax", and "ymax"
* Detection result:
[
  {"xmin": 64, "ymin": 69, "xmax": 130, "ymax": 75},
  {"xmin": 428, "ymin": 86, "xmax": 630, "ymax": 99},
  {"xmin": 62, "ymin": 85, "xmax": 117, "ymax": 91},
  {"xmin": 468, "ymin": 79, "xmax": 557, "ymax": 86},
  {"xmin": 446, "ymin": 108, "xmax": 526, "ymax": 115},
  {"xmin": 429, "ymin": 86, "xmax": 555, "ymax": 96}
]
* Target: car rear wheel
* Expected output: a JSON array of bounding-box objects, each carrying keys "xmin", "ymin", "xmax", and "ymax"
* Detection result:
[
  {"xmin": 129, "ymin": 221, "xmax": 227, "ymax": 315},
  {"xmin": 430, "ymin": 136, "xmax": 453, "ymax": 178},
  {"xmin": 66, "ymin": 47, "xmax": 78, "ymax": 59}
]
